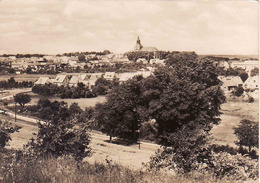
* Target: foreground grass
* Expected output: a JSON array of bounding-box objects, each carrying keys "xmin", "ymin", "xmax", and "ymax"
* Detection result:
[{"xmin": 0, "ymin": 152, "xmax": 238, "ymax": 183}]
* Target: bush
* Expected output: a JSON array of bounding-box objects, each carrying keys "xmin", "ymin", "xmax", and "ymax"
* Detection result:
[
  {"xmin": 146, "ymin": 145, "xmax": 259, "ymax": 181},
  {"xmin": 0, "ymin": 121, "xmax": 20, "ymax": 149},
  {"xmin": 248, "ymin": 96, "xmax": 254, "ymax": 103},
  {"xmin": 25, "ymin": 119, "xmax": 92, "ymax": 161},
  {"xmin": 231, "ymin": 86, "xmax": 244, "ymax": 97},
  {"xmin": 208, "ymin": 152, "xmax": 258, "ymax": 180},
  {"xmin": 233, "ymin": 119, "xmax": 258, "ymax": 153},
  {"xmin": 145, "ymin": 127, "xmax": 212, "ymax": 173}
]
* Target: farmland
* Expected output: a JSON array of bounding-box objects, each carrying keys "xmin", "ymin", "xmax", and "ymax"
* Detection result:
[{"xmin": 0, "ymin": 74, "xmax": 56, "ymax": 82}]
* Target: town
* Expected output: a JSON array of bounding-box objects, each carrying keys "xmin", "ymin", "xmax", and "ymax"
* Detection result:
[
  {"xmin": 0, "ymin": 37, "xmax": 259, "ymax": 100},
  {"xmin": 0, "ymin": 1, "xmax": 258, "ymax": 183}
]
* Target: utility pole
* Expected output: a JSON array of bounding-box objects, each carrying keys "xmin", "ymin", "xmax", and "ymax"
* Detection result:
[
  {"xmin": 14, "ymin": 95, "xmax": 17, "ymax": 122},
  {"xmin": 137, "ymin": 129, "xmax": 140, "ymax": 149}
]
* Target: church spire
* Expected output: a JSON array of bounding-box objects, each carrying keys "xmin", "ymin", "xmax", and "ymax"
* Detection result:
[{"xmin": 134, "ymin": 35, "xmax": 143, "ymax": 51}]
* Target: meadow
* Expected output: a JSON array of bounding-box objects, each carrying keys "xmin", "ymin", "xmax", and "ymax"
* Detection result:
[{"xmin": 0, "ymin": 74, "xmax": 56, "ymax": 82}]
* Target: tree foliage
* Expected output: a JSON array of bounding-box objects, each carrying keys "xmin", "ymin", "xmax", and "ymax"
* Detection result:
[
  {"xmin": 78, "ymin": 54, "xmax": 86, "ymax": 62},
  {"xmin": 125, "ymin": 51, "xmax": 154, "ymax": 62},
  {"xmin": 233, "ymin": 119, "xmax": 258, "ymax": 152},
  {"xmin": 250, "ymin": 67, "xmax": 259, "ymax": 77},
  {"xmin": 96, "ymin": 52, "xmax": 225, "ymax": 144},
  {"xmin": 25, "ymin": 119, "xmax": 91, "ymax": 161},
  {"xmin": 14, "ymin": 93, "xmax": 31, "ymax": 111},
  {"xmin": 0, "ymin": 121, "xmax": 20, "ymax": 148},
  {"xmin": 239, "ymin": 72, "xmax": 249, "ymax": 82},
  {"xmin": 95, "ymin": 76, "xmax": 145, "ymax": 141}
]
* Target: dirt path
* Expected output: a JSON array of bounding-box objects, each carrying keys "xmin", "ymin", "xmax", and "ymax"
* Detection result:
[{"xmin": 4, "ymin": 113, "xmax": 160, "ymax": 170}]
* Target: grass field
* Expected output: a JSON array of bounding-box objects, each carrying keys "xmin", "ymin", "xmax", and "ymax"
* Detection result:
[
  {"xmin": 211, "ymin": 100, "xmax": 259, "ymax": 146},
  {"xmin": 0, "ymin": 74, "xmax": 56, "ymax": 82},
  {"xmin": 28, "ymin": 93, "xmax": 107, "ymax": 109}
]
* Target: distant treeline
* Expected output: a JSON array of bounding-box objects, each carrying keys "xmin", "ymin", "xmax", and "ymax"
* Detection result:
[
  {"xmin": 0, "ymin": 77, "xmax": 33, "ymax": 89},
  {"xmin": 1, "ymin": 54, "xmax": 45, "ymax": 58},
  {"xmin": 32, "ymin": 78, "xmax": 115, "ymax": 99},
  {"xmin": 59, "ymin": 50, "xmax": 111, "ymax": 57},
  {"xmin": 125, "ymin": 51, "xmax": 181, "ymax": 62}
]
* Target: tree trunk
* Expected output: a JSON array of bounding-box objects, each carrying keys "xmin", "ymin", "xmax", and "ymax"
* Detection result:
[{"xmin": 109, "ymin": 135, "xmax": 112, "ymax": 143}]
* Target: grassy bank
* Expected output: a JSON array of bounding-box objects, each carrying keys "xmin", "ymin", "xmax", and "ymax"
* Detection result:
[{"xmin": 0, "ymin": 152, "xmax": 234, "ymax": 183}]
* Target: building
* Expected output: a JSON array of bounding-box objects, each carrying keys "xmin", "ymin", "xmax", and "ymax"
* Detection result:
[
  {"xmin": 88, "ymin": 73, "xmax": 103, "ymax": 88},
  {"xmin": 134, "ymin": 36, "xmax": 161, "ymax": 59},
  {"xmin": 230, "ymin": 60, "xmax": 258, "ymax": 72},
  {"xmin": 243, "ymin": 76, "xmax": 258, "ymax": 90},
  {"xmin": 53, "ymin": 74, "xmax": 70, "ymax": 86},
  {"xmin": 219, "ymin": 76, "xmax": 243, "ymax": 92},
  {"xmin": 104, "ymin": 72, "xmax": 116, "ymax": 81},
  {"xmin": 68, "ymin": 75, "xmax": 80, "ymax": 87},
  {"xmin": 118, "ymin": 72, "xmax": 136, "ymax": 82},
  {"xmin": 150, "ymin": 59, "xmax": 165, "ymax": 65},
  {"xmin": 136, "ymin": 58, "xmax": 148, "ymax": 64},
  {"xmin": 34, "ymin": 77, "xmax": 51, "ymax": 85}
]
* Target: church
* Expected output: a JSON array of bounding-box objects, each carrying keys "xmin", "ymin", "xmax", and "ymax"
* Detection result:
[{"xmin": 134, "ymin": 36, "xmax": 161, "ymax": 59}]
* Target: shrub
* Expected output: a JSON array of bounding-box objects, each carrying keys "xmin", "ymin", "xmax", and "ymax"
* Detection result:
[
  {"xmin": 25, "ymin": 119, "xmax": 92, "ymax": 161},
  {"xmin": 231, "ymin": 86, "xmax": 244, "ymax": 97},
  {"xmin": 247, "ymin": 96, "xmax": 254, "ymax": 103},
  {"xmin": 208, "ymin": 152, "xmax": 258, "ymax": 180},
  {"xmin": 145, "ymin": 127, "xmax": 212, "ymax": 173},
  {"xmin": 0, "ymin": 121, "xmax": 20, "ymax": 149},
  {"xmin": 233, "ymin": 119, "xmax": 258, "ymax": 153},
  {"xmin": 14, "ymin": 93, "xmax": 31, "ymax": 111}
]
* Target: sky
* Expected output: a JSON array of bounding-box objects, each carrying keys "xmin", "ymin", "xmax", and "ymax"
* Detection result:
[{"xmin": 0, "ymin": 0, "xmax": 258, "ymax": 55}]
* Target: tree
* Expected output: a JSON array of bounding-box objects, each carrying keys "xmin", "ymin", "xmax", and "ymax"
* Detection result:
[
  {"xmin": 25, "ymin": 118, "xmax": 91, "ymax": 161},
  {"xmin": 0, "ymin": 120, "xmax": 20, "ymax": 148},
  {"xmin": 69, "ymin": 103, "xmax": 83, "ymax": 116},
  {"xmin": 96, "ymin": 52, "xmax": 225, "ymax": 145},
  {"xmin": 78, "ymin": 54, "xmax": 86, "ymax": 62},
  {"xmin": 103, "ymin": 50, "xmax": 111, "ymax": 55},
  {"xmin": 250, "ymin": 67, "xmax": 259, "ymax": 77},
  {"xmin": 145, "ymin": 56, "xmax": 225, "ymax": 145},
  {"xmin": 95, "ymin": 76, "xmax": 145, "ymax": 141},
  {"xmin": 239, "ymin": 72, "xmax": 248, "ymax": 82},
  {"xmin": 231, "ymin": 86, "xmax": 244, "ymax": 97},
  {"xmin": 233, "ymin": 119, "xmax": 258, "ymax": 153},
  {"xmin": 14, "ymin": 93, "xmax": 31, "ymax": 111},
  {"xmin": 26, "ymin": 67, "xmax": 33, "ymax": 74}
]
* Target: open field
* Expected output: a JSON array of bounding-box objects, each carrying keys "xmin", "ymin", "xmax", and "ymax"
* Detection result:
[
  {"xmin": 0, "ymin": 74, "xmax": 56, "ymax": 82},
  {"xmin": 28, "ymin": 92, "xmax": 107, "ymax": 109},
  {"xmin": 211, "ymin": 100, "xmax": 258, "ymax": 146}
]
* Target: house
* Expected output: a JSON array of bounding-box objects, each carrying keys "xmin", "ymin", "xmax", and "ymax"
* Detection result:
[
  {"xmin": 136, "ymin": 58, "xmax": 148, "ymax": 64},
  {"xmin": 78, "ymin": 74, "xmax": 90, "ymax": 86},
  {"xmin": 136, "ymin": 70, "xmax": 152, "ymax": 78},
  {"xmin": 119, "ymin": 72, "xmax": 136, "ymax": 82},
  {"xmin": 219, "ymin": 76, "xmax": 243, "ymax": 92},
  {"xmin": 149, "ymin": 59, "xmax": 165, "ymax": 65},
  {"xmin": 68, "ymin": 60, "xmax": 78, "ymax": 68},
  {"xmin": 53, "ymin": 74, "xmax": 70, "ymax": 86},
  {"xmin": 88, "ymin": 73, "xmax": 103, "ymax": 88},
  {"xmin": 68, "ymin": 75, "xmax": 80, "ymax": 87},
  {"xmin": 230, "ymin": 60, "xmax": 259, "ymax": 72},
  {"xmin": 243, "ymin": 76, "xmax": 259, "ymax": 90},
  {"xmin": 34, "ymin": 77, "xmax": 51, "ymax": 85},
  {"xmin": 104, "ymin": 72, "xmax": 116, "ymax": 81}
]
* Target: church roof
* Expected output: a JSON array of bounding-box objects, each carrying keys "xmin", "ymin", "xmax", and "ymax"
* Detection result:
[{"xmin": 140, "ymin": 47, "xmax": 159, "ymax": 52}]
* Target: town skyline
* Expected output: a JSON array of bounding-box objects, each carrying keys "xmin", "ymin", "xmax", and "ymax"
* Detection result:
[{"xmin": 0, "ymin": 0, "xmax": 258, "ymax": 55}]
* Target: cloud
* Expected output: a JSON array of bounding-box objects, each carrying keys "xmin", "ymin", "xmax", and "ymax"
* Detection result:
[{"xmin": 0, "ymin": 0, "xmax": 258, "ymax": 55}]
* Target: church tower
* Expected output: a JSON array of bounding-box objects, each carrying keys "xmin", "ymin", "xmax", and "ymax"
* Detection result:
[{"xmin": 134, "ymin": 36, "xmax": 143, "ymax": 51}]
